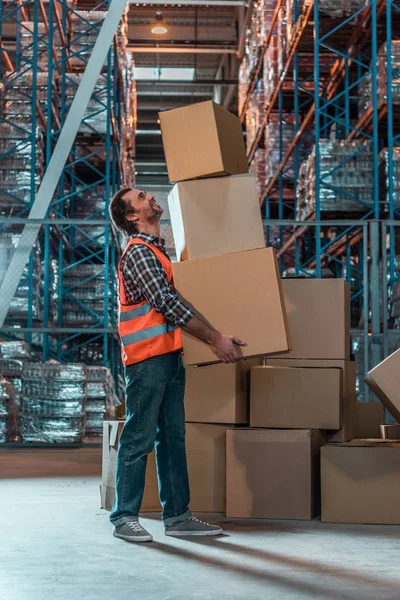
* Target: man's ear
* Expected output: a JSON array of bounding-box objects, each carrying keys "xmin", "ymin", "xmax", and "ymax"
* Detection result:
[{"xmin": 126, "ymin": 211, "xmax": 139, "ymax": 223}]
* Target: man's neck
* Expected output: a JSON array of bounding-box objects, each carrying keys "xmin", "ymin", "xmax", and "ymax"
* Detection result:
[{"xmin": 137, "ymin": 224, "xmax": 160, "ymax": 238}]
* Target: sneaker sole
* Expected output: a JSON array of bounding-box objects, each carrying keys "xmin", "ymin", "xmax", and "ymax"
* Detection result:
[
  {"xmin": 165, "ymin": 528, "xmax": 223, "ymax": 537},
  {"xmin": 113, "ymin": 531, "xmax": 153, "ymax": 543}
]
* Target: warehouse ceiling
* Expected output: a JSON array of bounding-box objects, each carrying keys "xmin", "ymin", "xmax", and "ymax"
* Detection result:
[{"xmin": 126, "ymin": 1, "xmax": 247, "ymax": 195}]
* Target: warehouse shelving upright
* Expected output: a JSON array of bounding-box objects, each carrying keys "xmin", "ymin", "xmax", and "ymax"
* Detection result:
[
  {"xmin": 241, "ymin": 0, "xmax": 400, "ymax": 399},
  {"xmin": 0, "ymin": 1, "xmax": 136, "ymax": 383}
]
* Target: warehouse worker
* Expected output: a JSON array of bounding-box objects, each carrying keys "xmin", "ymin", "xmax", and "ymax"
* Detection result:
[{"xmin": 109, "ymin": 187, "xmax": 244, "ymax": 543}]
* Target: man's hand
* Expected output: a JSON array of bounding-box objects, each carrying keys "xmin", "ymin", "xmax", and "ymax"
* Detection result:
[
  {"xmin": 182, "ymin": 315, "xmax": 246, "ymax": 363},
  {"xmin": 210, "ymin": 334, "xmax": 246, "ymax": 363}
]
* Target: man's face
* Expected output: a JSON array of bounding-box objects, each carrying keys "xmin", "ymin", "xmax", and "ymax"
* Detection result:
[{"xmin": 125, "ymin": 189, "xmax": 163, "ymax": 224}]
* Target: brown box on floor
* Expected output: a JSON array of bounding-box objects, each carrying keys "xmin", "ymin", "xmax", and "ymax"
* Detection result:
[
  {"xmin": 226, "ymin": 428, "xmax": 324, "ymax": 520},
  {"xmin": 173, "ymin": 248, "xmax": 289, "ymax": 366},
  {"xmin": 355, "ymin": 402, "xmax": 385, "ymax": 438},
  {"xmin": 185, "ymin": 358, "xmax": 262, "ymax": 425},
  {"xmin": 366, "ymin": 348, "xmax": 400, "ymax": 422},
  {"xmin": 168, "ymin": 174, "xmax": 265, "ymax": 262},
  {"xmin": 186, "ymin": 423, "xmax": 226, "ymax": 512},
  {"xmin": 264, "ymin": 358, "xmax": 356, "ymax": 442},
  {"xmin": 250, "ymin": 366, "xmax": 342, "ymax": 430},
  {"xmin": 380, "ymin": 424, "xmax": 400, "ymax": 440},
  {"xmin": 321, "ymin": 440, "xmax": 400, "ymax": 524},
  {"xmin": 270, "ymin": 279, "xmax": 350, "ymax": 360},
  {"xmin": 159, "ymin": 100, "xmax": 248, "ymax": 183},
  {"xmin": 100, "ymin": 421, "xmax": 160, "ymax": 512}
]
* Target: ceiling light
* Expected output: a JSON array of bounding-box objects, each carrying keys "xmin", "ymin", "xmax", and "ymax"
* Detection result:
[{"xmin": 151, "ymin": 11, "xmax": 168, "ymax": 35}]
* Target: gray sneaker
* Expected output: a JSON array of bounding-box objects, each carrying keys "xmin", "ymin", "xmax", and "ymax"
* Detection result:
[
  {"xmin": 113, "ymin": 519, "xmax": 153, "ymax": 543},
  {"xmin": 165, "ymin": 516, "xmax": 223, "ymax": 537}
]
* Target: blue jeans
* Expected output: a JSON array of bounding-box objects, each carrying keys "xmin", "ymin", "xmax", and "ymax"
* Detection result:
[{"xmin": 110, "ymin": 351, "xmax": 191, "ymax": 527}]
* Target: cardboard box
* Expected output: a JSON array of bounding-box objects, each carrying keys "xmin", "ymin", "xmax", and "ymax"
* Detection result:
[
  {"xmin": 159, "ymin": 100, "xmax": 248, "ymax": 183},
  {"xmin": 321, "ymin": 441, "xmax": 400, "ymax": 524},
  {"xmin": 226, "ymin": 428, "xmax": 324, "ymax": 519},
  {"xmin": 168, "ymin": 174, "xmax": 265, "ymax": 261},
  {"xmin": 173, "ymin": 248, "xmax": 290, "ymax": 366},
  {"xmin": 264, "ymin": 358, "xmax": 356, "ymax": 443},
  {"xmin": 355, "ymin": 402, "xmax": 385, "ymax": 438},
  {"xmin": 186, "ymin": 423, "xmax": 226, "ymax": 512},
  {"xmin": 100, "ymin": 421, "xmax": 160, "ymax": 512},
  {"xmin": 366, "ymin": 349, "xmax": 400, "ymax": 422},
  {"xmin": 185, "ymin": 358, "xmax": 262, "ymax": 425},
  {"xmin": 380, "ymin": 424, "xmax": 400, "ymax": 440},
  {"xmin": 250, "ymin": 366, "xmax": 342, "ymax": 430},
  {"xmin": 270, "ymin": 279, "xmax": 350, "ymax": 360}
]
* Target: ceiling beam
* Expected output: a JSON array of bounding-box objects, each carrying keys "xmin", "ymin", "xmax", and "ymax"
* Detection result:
[
  {"xmin": 127, "ymin": 46, "xmax": 237, "ymax": 54},
  {"xmin": 128, "ymin": 1, "xmax": 248, "ymax": 5}
]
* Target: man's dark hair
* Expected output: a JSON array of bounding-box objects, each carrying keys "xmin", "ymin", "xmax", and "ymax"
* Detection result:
[{"xmin": 109, "ymin": 187, "xmax": 138, "ymax": 237}]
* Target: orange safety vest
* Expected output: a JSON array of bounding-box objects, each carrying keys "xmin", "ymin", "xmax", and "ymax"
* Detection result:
[{"xmin": 118, "ymin": 237, "xmax": 183, "ymax": 366}]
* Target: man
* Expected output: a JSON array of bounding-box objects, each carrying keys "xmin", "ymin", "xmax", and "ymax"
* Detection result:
[{"xmin": 109, "ymin": 187, "xmax": 244, "ymax": 543}]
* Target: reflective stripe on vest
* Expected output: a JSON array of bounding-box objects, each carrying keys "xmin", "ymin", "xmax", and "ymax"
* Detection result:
[
  {"xmin": 119, "ymin": 302, "xmax": 152, "ymax": 323},
  {"xmin": 120, "ymin": 322, "xmax": 178, "ymax": 347}
]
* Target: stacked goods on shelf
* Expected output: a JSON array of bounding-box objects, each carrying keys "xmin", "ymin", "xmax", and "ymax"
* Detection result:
[
  {"xmin": 19, "ymin": 362, "xmax": 87, "ymax": 443},
  {"xmin": 320, "ymin": 347, "xmax": 400, "ymax": 525},
  {"xmin": 158, "ymin": 100, "xmax": 289, "ymax": 512},
  {"xmin": 69, "ymin": 11, "xmax": 110, "ymax": 69},
  {"xmin": 65, "ymin": 73, "xmax": 110, "ymax": 135},
  {"xmin": 296, "ymin": 140, "xmax": 374, "ymax": 218},
  {"xmin": 227, "ymin": 279, "xmax": 358, "ymax": 520},
  {"xmin": 0, "ymin": 232, "xmax": 43, "ymax": 323},
  {"xmin": 249, "ymin": 148, "xmax": 266, "ymax": 199},
  {"xmin": 245, "ymin": 79, "xmax": 265, "ymax": 154},
  {"xmin": 20, "ymin": 21, "xmax": 62, "ymax": 69},
  {"xmin": 0, "ymin": 340, "xmax": 31, "ymax": 403},
  {"xmin": 265, "ymin": 113, "xmax": 295, "ymax": 183},
  {"xmin": 379, "ymin": 148, "xmax": 400, "ymax": 211},
  {"xmin": 378, "ymin": 41, "xmax": 400, "ymax": 105},
  {"xmin": 85, "ymin": 366, "xmax": 120, "ymax": 436},
  {"xmin": 0, "ymin": 378, "xmax": 19, "ymax": 443},
  {"xmin": 52, "ymin": 263, "xmax": 116, "ymax": 327},
  {"xmin": 116, "ymin": 9, "xmax": 137, "ymax": 188},
  {"xmin": 263, "ymin": 33, "xmax": 280, "ymax": 104},
  {"xmin": 73, "ymin": 185, "xmax": 107, "ymax": 248}
]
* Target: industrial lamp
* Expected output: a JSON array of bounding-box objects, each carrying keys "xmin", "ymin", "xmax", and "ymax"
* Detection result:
[{"xmin": 151, "ymin": 11, "xmax": 168, "ymax": 35}]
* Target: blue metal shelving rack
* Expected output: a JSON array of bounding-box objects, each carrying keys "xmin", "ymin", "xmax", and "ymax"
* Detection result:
[
  {"xmin": 0, "ymin": 1, "xmax": 130, "ymax": 382},
  {"xmin": 242, "ymin": 0, "xmax": 400, "ymax": 393}
]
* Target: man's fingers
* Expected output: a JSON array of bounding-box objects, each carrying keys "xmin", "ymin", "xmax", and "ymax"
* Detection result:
[{"xmin": 232, "ymin": 336, "xmax": 246, "ymax": 346}]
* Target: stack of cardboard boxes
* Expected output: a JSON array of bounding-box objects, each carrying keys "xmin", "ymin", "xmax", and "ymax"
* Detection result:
[
  {"xmin": 320, "ymin": 347, "xmax": 400, "ymax": 525},
  {"xmin": 100, "ymin": 100, "xmax": 400, "ymax": 526},
  {"xmin": 160, "ymin": 100, "xmax": 290, "ymax": 514},
  {"xmin": 227, "ymin": 278, "xmax": 357, "ymax": 520}
]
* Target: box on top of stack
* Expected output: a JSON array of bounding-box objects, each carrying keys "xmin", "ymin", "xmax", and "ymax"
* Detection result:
[
  {"xmin": 159, "ymin": 100, "xmax": 248, "ymax": 183},
  {"xmin": 159, "ymin": 100, "xmax": 289, "ymax": 367}
]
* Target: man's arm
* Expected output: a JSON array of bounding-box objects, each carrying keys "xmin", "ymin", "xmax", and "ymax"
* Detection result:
[{"xmin": 123, "ymin": 246, "xmax": 245, "ymax": 362}]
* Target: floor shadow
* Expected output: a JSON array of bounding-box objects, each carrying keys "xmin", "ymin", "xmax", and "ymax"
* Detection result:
[
  {"xmin": 146, "ymin": 540, "xmax": 397, "ymax": 600},
  {"xmin": 183, "ymin": 536, "xmax": 399, "ymax": 592}
]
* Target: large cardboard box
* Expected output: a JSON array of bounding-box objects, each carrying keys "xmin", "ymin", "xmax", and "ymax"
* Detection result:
[
  {"xmin": 264, "ymin": 358, "xmax": 356, "ymax": 443},
  {"xmin": 173, "ymin": 248, "xmax": 289, "ymax": 366},
  {"xmin": 168, "ymin": 174, "xmax": 265, "ymax": 262},
  {"xmin": 366, "ymin": 349, "xmax": 400, "ymax": 422},
  {"xmin": 185, "ymin": 359, "xmax": 261, "ymax": 424},
  {"xmin": 270, "ymin": 279, "xmax": 350, "ymax": 360},
  {"xmin": 355, "ymin": 402, "xmax": 385, "ymax": 438},
  {"xmin": 159, "ymin": 100, "xmax": 248, "ymax": 183},
  {"xmin": 250, "ymin": 366, "xmax": 342, "ymax": 430},
  {"xmin": 321, "ymin": 440, "xmax": 400, "ymax": 524},
  {"xmin": 226, "ymin": 428, "xmax": 324, "ymax": 520},
  {"xmin": 100, "ymin": 421, "xmax": 160, "ymax": 512},
  {"xmin": 186, "ymin": 423, "xmax": 226, "ymax": 512}
]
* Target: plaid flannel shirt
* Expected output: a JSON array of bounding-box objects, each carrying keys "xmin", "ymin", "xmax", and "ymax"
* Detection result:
[{"xmin": 119, "ymin": 232, "xmax": 194, "ymax": 328}]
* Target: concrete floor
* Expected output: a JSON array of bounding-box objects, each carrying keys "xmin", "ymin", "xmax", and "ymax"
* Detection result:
[{"xmin": 3, "ymin": 477, "xmax": 400, "ymax": 600}]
